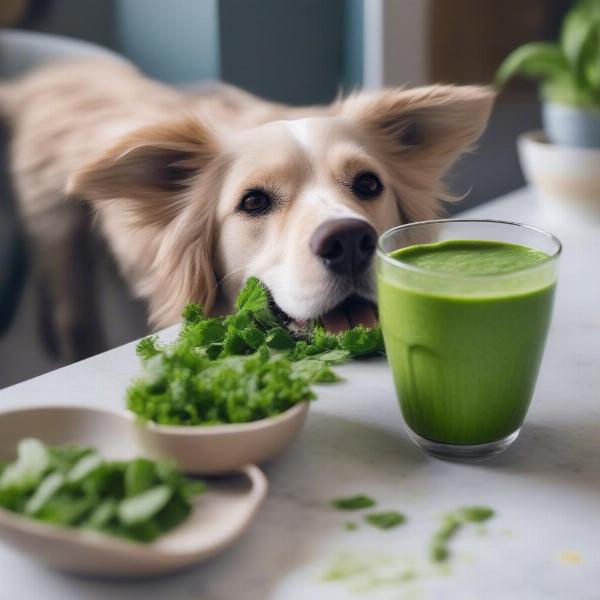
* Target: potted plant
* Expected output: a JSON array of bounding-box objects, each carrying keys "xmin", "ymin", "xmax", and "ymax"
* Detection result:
[{"xmin": 496, "ymin": 0, "xmax": 600, "ymax": 148}]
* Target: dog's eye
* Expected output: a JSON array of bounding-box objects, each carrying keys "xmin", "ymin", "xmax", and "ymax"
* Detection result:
[
  {"xmin": 239, "ymin": 189, "xmax": 272, "ymax": 215},
  {"xmin": 351, "ymin": 172, "xmax": 383, "ymax": 200}
]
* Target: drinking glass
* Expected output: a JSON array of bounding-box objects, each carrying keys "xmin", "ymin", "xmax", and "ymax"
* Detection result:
[{"xmin": 376, "ymin": 219, "xmax": 561, "ymax": 461}]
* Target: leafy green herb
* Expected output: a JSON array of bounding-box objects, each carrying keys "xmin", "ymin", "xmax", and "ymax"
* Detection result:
[
  {"xmin": 364, "ymin": 511, "xmax": 406, "ymax": 530},
  {"xmin": 0, "ymin": 439, "xmax": 205, "ymax": 543},
  {"xmin": 496, "ymin": 0, "xmax": 600, "ymax": 108},
  {"xmin": 459, "ymin": 506, "xmax": 495, "ymax": 523},
  {"xmin": 128, "ymin": 277, "xmax": 384, "ymax": 426},
  {"xmin": 344, "ymin": 522, "xmax": 358, "ymax": 531},
  {"xmin": 430, "ymin": 506, "xmax": 495, "ymax": 562},
  {"xmin": 331, "ymin": 495, "xmax": 376, "ymax": 511}
]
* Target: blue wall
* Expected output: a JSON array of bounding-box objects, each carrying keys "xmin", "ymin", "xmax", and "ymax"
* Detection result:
[
  {"xmin": 343, "ymin": 0, "xmax": 364, "ymax": 90},
  {"xmin": 115, "ymin": 0, "xmax": 220, "ymax": 83}
]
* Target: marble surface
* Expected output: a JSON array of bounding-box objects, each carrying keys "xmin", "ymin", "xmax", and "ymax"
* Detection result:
[{"xmin": 0, "ymin": 187, "xmax": 598, "ymax": 599}]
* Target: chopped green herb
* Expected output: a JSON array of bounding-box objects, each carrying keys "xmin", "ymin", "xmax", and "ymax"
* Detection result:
[
  {"xmin": 0, "ymin": 439, "xmax": 205, "ymax": 543},
  {"xmin": 331, "ymin": 495, "xmax": 376, "ymax": 510},
  {"xmin": 128, "ymin": 277, "xmax": 384, "ymax": 426},
  {"xmin": 460, "ymin": 506, "xmax": 495, "ymax": 523},
  {"xmin": 430, "ymin": 506, "xmax": 495, "ymax": 562},
  {"xmin": 365, "ymin": 511, "xmax": 406, "ymax": 530},
  {"xmin": 344, "ymin": 521, "xmax": 358, "ymax": 531}
]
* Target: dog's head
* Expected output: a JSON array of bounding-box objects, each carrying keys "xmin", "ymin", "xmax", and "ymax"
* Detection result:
[{"xmin": 70, "ymin": 85, "xmax": 494, "ymax": 330}]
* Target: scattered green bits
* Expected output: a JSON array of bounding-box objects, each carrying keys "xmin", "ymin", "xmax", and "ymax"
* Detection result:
[
  {"xmin": 459, "ymin": 506, "xmax": 495, "ymax": 523},
  {"xmin": 364, "ymin": 511, "xmax": 406, "ymax": 530},
  {"xmin": 331, "ymin": 495, "xmax": 376, "ymax": 510},
  {"xmin": 430, "ymin": 506, "xmax": 495, "ymax": 562},
  {"xmin": 344, "ymin": 521, "xmax": 358, "ymax": 531},
  {"xmin": 0, "ymin": 439, "xmax": 205, "ymax": 543}
]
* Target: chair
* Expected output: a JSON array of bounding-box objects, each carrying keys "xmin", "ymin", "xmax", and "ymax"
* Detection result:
[{"xmin": 0, "ymin": 30, "xmax": 121, "ymax": 334}]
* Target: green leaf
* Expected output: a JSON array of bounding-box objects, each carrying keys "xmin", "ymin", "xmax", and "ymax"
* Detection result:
[
  {"xmin": 25, "ymin": 472, "xmax": 64, "ymax": 515},
  {"xmin": 364, "ymin": 511, "xmax": 406, "ymax": 530},
  {"xmin": 67, "ymin": 453, "xmax": 103, "ymax": 483},
  {"xmin": 459, "ymin": 506, "xmax": 495, "ymax": 523},
  {"xmin": 85, "ymin": 499, "xmax": 117, "ymax": 529},
  {"xmin": 37, "ymin": 494, "xmax": 95, "ymax": 525},
  {"xmin": 495, "ymin": 42, "xmax": 568, "ymax": 86},
  {"xmin": 181, "ymin": 303, "xmax": 205, "ymax": 325},
  {"xmin": 0, "ymin": 438, "xmax": 49, "ymax": 491},
  {"xmin": 136, "ymin": 336, "xmax": 160, "ymax": 360},
  {"xmin": 291, "ymin": 359, "xmax": 340, "ymax": 383},
  {"xmin": 124, "ymin": 459, "xmax": 157, "ymax": 497},
  {"xmin": 240, "ymin": 326, "xmax": 266, "ymax": 349},
  {"xmin": 118, "ymin": 485, "xmax": 173, "ymax": 525},
  {"xmin": 265, "ymin": 326, "xmax": 296, "ymax": 350},
  {"xmin": 331, "ymin": 495, "xmax": 376, "ymax": 510},
  {"xmin": 561, "ymin": 0, "xmax": 600, "ymax": 81},
  {"xmin": 339, "ymin": 326, "xmax": 384, "ymax": 357},
  {"xmin": 235, "ymin": 277, "xmax": 270, "ymax": 313}
]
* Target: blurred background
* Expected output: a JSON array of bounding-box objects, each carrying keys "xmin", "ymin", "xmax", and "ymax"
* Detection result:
[{"xmin": 0, "ymin": 0, "xmax": 575, "ymax": 388}]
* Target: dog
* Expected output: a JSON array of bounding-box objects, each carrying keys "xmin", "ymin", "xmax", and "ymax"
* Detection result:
[{"xmin": 0, "ymin": 58, "xmax": 494, "ymax": 361}]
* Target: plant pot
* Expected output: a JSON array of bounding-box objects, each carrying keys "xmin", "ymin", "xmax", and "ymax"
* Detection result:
[
  {"xmin": 518, "ymin": 130, "xmax": 600, "ymax": 223},
  {"xmin": 542, "ymin": 102, "xmax": 600, "ymax": 149}
]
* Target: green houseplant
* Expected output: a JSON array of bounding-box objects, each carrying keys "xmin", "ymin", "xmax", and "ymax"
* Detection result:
[{"xmin": 496, "ymin": 0, "xmax": 600, "ymax": 148}]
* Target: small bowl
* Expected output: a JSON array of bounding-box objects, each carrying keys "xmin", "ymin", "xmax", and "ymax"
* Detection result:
[
  {"xmin": 0, "ymin": 406, "xmax": 268, "ymax": 577},
  {"xmin": 518, "ymin": 130, "xmax": 600, "ymax": 222},
  {"xmin": 130, "ymin": 401, "xmax": 310, "ymax": 474}
]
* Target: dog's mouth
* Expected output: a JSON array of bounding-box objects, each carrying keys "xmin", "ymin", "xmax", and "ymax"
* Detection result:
[{"xmin": 269, "ymin": 293, "xmax": 378, "ymax": 334}]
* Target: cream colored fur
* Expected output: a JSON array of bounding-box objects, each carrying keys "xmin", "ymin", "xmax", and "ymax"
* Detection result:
[{"xmin": 0, "ymin": 58, "xmax": 494, "ymax": 360}]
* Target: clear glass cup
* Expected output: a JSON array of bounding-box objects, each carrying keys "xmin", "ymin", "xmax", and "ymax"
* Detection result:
[{"xmin": 376, "ymin": 219, "xmax": 561, "ymax": 461}]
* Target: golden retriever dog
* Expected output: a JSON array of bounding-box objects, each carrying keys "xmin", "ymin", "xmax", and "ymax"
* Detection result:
[{"xmin": 0, "ymin": 58, "xmax": 493, "ymax": 361}]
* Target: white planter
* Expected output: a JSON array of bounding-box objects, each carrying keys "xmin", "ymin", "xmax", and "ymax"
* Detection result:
[
  {"xmin": 518, "ymin": 130, "xmax": 600, "ymax": 223},
  {"xmin": 542, "ymin": 102, "xmax": 600, "ymax": 149}
]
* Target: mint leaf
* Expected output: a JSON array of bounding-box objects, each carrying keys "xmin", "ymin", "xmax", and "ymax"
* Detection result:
[
  {"xmin": 85, "ymin": 499, "xmax": 117, "ymax": 529},
  {"xmin": 364, "ymin": 511, "xmax": 406, "ymax": 530},
  {"xmin": 339, "ymin": 326, "xmax": 384, "ymax": 357},
  {"xmin": 0, "ymin": 438, "xmax": 49, "ymax": 491},
  {"xmin": 240, "ymin": 326, "xmax": 266, "ymax": 349},
  {"xmin": 118, "ymin": 485, "xmax": 173, "ymax": 525},
  {"xmin": 124, "ymin": 459, "xmax": 156, "ymax": 497},
  {"xmin": 266, "ymin": 326, "xmax": 295, "ymax": 350},
  {"xmin": 292, "ymin": 359, "xmax": 340, "ymax": 383},
  {"xmin": 25, "ymin": 472, "xmax": 64, "ymax": 515},
  {"xmin": 67, "ymin": 453, "xmax": 102, "ymax": 483},
  {"xmin": 235, "ymin": 276, "xmax": 269, "ymax": 313},
  {"xmin": 460, "ymin": 506, "xmax": 495, "ymax": 523},
  {"xmin": 331, "ymin": 495, "xmax": 376, "ymax": 510}
]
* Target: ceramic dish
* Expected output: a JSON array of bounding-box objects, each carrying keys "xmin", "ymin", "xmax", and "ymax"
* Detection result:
[
  {"xmin": 130, "ymin": 400, "xmax": 310, "ymax": 474},
  {"xmin": 0, "ymin": 405, "xmax": 268, "ymax": 577}
]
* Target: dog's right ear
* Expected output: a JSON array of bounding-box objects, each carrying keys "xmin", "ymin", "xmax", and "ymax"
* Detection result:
[{"xmin": 68, "ymin": 117, "xmax": 218, "ymax": 225}]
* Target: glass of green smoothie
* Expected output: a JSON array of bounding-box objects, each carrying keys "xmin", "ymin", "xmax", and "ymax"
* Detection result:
[{"xmin": 377, "ymin": 219, "xmax": 561, "ymax": 461}]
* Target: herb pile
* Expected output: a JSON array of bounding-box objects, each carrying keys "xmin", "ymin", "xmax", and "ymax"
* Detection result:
[
  {"xmin": 127, "ymin": 278, "xmax": 384, "ymax": 426},
  {"xmin": 0, "ymin": 439, "xmax": 204, "ymax": 542}
]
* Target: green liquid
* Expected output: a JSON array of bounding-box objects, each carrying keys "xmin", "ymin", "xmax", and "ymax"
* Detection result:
[{"xmin": 378, "ymin": 240, "xmax": 556, "ymax": 445}]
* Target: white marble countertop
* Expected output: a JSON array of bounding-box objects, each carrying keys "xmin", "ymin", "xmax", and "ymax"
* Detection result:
[{"xmin": 1, "ymin": 187, "xmax": 599, "ymax": 599}]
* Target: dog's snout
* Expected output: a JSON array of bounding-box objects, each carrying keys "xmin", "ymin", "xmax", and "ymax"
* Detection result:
[{"xmin": 310, "ymin": 218, "xmax": 377, "ymax": 274}]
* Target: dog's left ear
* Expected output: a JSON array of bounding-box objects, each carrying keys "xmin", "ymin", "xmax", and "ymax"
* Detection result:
[{"xmin": 341, "ymin": 85, "xmax": 495, "ymax": 176}]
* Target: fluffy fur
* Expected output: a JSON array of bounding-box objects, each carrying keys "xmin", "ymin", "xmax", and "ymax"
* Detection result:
[{"xmin": 0, "ymin": 58, "xmax": 494, "ymax": 360}]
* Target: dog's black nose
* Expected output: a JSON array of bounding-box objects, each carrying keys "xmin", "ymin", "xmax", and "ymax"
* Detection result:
[{"xmin": 310, "ymin": 218, "xmax": 377, "ymax": 274}]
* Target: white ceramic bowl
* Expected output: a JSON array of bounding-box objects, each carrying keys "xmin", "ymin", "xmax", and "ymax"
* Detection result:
[
  {"xmin": 130, "ymin": 401, "xmax": 310, "ymax": 474},
  {"xmin": 0, "ymin": 406, "xmax": 268, "ymax": 577},
  {"xmin": 518, "ymin": 130, "xmax": 600, "ymax": 222}
]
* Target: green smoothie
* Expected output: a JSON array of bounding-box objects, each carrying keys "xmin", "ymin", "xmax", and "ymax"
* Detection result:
[{"xmin": 377, "ymin": 240, "xmax": 556, "ymax": 445}]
